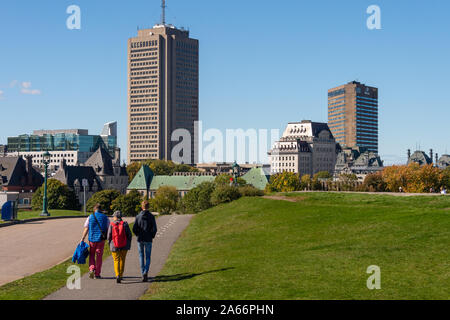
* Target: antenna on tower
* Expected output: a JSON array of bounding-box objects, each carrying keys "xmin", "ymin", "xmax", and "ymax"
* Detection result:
[{"xmin": 161, "ymin": 0, "xmax": 166, "ymax": 25}]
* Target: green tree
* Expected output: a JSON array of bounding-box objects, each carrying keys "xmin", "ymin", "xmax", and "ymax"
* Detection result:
[
  {"xmin": 339, "ymin": 173, "xmax": 359, "ymax": 191},
  {"xmin": 111, "ymin": 190, "xmax": 143, "ymax": 217},
  {"xmin": 86, "ymin": 189, "xmax": 121, "ymax": 215},
  {"xmin": 300, "ymin": 174, "xmax": 311, "ymax": 190},
  {"xmin": 180, "ymin": 182, "xmax": 216, "ymax": 214},
  {"xmin": 364, "ymin": 173, "xmax": 386, "ymax": 192},
  {"xmin": 214, "ymin": 174, "xmax": 246, "ymax": 187},
  {"xmin": 126, "ymin": 162, "xmax": 142, "ymax": 183},
  {"xmin": 153, "ymin": 186, "xmax": 180, "ymax": 215},
  {"xmin": 315, "ymin": 171, "xmax": 333, "ymax": 180},
  {"xmin": 266, "ymin": 172, "xmax": 301, "ymax": 193},
  {"xmin": 174, "ymin": 163, "xmax": 199, "ymax": 173},
  {"xmin": 32, "ymin": 179, "xmax": 79, "ymax": 211},
  {"xmin": 441, "ymin": 167, "xmax": 450, "ymax": 190},
  {"xmin": 211, "ymin": 185, "xmax": 241, "ymax": 205}
]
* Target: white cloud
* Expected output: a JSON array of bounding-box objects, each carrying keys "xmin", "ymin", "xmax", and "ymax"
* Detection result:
[
  {"xmin": 20, "ymin": 81, "xmax": 41, "ymax": 95},
  {"xmin": 9, "ymin": 80, "xmax": 18, "ymax": 88},
  {"xmin": 22, "ymin": 82, "xmax": 32, "ymax": 89},
  {"xmin": 21, "ymin": 88, "xmax": 41, "ymax": 95},
  {"xmin": 0, "ymin": 90, "xmax": 4, "ymax": 99}
]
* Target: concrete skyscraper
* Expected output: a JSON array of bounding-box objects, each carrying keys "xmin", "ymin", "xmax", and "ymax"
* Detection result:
[
  {"xmin": 328, "ymin": 81, "xmax": 378, "ymax": 153},
  {"xmin": 127, "ymin": 2, "xmax": 199, "ymax": 164}
]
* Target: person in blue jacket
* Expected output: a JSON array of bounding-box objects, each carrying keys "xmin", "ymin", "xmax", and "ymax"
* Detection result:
[{"xmin": 80, "ymin": 203, "xmax": 110, "ymax": 279}]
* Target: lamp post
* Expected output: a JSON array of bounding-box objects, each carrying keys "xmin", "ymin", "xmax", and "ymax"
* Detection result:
[
  {"xmin": 41, "ymin": 151, "xmax": 51, "ymax": 217},
  {"xmin": 231, "ymin": 161, "xmax": 240, "ymax": 187}
]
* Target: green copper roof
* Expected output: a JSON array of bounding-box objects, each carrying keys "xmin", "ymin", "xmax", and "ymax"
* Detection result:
[
  {"xmin": 242, "ymin": 167, "xmax": 271, "ymax": 190},
  {"xmin": 127, "ymin": 165, "xmax": 154, "ymax": 190},
  {"xmin": 149, "ymin": 175, "xmax": 215, "ymax": 191}
]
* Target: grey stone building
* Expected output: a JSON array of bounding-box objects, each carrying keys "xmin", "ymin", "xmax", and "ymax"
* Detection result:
[
  {"xmin": 407, "ymin": 149, "xmax": 433, "ymax": 166},
  {"xmin": 53, "ymin": 147, "xmax": 128, "ymax": 205},
  {"xmin": 268, "ymin": 120, "xmax": 338, "ymax": 176},
  {"xmin": 334, "ymin": 146, "xmax": 383, "ymax": 180},
  {"xmin": 438, "ymin": 155, "xmax": 450, "ymax": 169}
]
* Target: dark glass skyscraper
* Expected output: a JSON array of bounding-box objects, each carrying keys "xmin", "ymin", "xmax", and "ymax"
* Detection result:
[{"xmin": 328, "ymin": 81, "xmax": 378, "ymax": 153}]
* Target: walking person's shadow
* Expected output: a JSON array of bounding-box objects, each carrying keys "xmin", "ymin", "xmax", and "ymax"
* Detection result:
[{"xmin": 120, "ymin": 267, "xmax": 234, "ymax": 284}]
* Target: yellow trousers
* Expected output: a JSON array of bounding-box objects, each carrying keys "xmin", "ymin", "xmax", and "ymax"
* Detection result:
[{"xmin": 111, "ymin": 250, "xmax": 128, "ymax": 278}]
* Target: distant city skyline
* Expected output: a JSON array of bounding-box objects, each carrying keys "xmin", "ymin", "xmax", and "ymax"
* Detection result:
[{"xmin": 1, "ymin": 0, "xmax": 449, "ymax": 165}]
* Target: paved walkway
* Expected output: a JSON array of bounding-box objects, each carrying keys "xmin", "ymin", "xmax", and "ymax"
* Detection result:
[
  {"xmin": 0, "ymin": 217, "xmax": 93, "ymax": 286},
  {"xmin": 45, "ymin": 214, "xmax": 193, "ymax": 300}
]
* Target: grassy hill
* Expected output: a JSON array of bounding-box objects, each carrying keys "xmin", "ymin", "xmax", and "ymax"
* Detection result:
[{"xmin": 142, "ymin": 193, "xmax": 450, "ymax": 300}]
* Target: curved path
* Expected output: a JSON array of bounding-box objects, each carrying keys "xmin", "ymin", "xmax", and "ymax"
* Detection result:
[{"xmin": 45, "ymin": 214, "xmax": 193, "ymax": 300}]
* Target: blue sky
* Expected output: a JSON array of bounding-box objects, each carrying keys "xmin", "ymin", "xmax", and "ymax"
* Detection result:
[{"xmin": 0, "ymin": 0, "xmax": 449, "ymax": 165}]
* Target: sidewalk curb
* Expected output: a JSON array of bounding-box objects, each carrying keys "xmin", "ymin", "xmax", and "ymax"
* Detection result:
[{"xmin": 0, "ymin": 216, "xmax": 89, "ymax": 228}]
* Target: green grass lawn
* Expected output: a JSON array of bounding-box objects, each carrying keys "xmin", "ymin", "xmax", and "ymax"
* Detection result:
[
  {"xmin": 0, "ymin": 210, "xmax": 86, "ymax": 224},
  {"xmin": 142, "ymin": 193, "xmax": 450, "ymax": 300},
  {"xmin": 17, "ymin": 209, "xmax": 86, "ymax": 220}
]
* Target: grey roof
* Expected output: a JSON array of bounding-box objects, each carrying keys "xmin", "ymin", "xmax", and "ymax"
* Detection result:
[
  {"xmin": 353, "ymin": 152, "xmax": 383, "ymax": 168},
  {"xmin": 0, "ymin": 156, "xmax": 44, "ymax": 188},
  {"xmin": 53, "ymin": 165, "xmax": 102, "ymax": 192},
  {"xmin": 438, "ymin": 155, "xmax": 450, "ymax": 168},
  {"xmin": 408, "ymin": 151, "xmax": 432, "ymax": 166},
  {"xmin": 83, "ymin": 147, "xmax": 126, "ymax": 177}
]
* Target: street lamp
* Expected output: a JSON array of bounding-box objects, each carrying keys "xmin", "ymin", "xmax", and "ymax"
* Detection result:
[
  {"xmin": 41, "ymin": 151, "xmax": 51, "ymax": 217},
  {"xmin": 231, "ymin": 161, "xmax": 240, "ymax": 186}
]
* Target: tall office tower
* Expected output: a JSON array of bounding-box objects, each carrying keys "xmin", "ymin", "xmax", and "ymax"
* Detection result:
[
  {"xmin": 127, "ymin": 2, "xmax": 199, "ymax": 164},
  {"xmin": 328, "ymin": 81, "xmax": 378, "ymax": 153}
]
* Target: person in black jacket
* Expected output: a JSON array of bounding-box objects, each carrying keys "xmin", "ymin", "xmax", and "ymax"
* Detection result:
[{"xmin": 133, "ymin": 200, "xmax": 157, "ymax": 282}]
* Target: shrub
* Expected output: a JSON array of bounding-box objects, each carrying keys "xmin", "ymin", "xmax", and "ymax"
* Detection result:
[
  {"xmin": 238, "ymin": 185, "xmax": 264, "ymax": 197},
  {"xmin": 364, "ymin": 173, "xmax": 386, "ymax": 192},
  {"xmin": 211, "ymin": 185, "xmax": 241, "ymax": 205},
  {"xmin": 86, "ymin": 189, "xmax": 121, "ymax": 215},
  {"xmin": 180, "ymin": 182, "xmax": 216, "ymax": 214},
  {"xmin": 111, "ymin": 190, "xmax": 143, "ymax": 217},
  {"xmin": 32, "ymin": 179, "xmax": 79, "ymax": 211},
  {"xmin": 153, "ymin": 186, "xmax": 180, "ymax": 215}
]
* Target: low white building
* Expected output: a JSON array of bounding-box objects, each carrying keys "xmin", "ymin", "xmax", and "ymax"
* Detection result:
[{"xmin": 268, "ymin": 120, "xmax": 338, "ymax": 176}]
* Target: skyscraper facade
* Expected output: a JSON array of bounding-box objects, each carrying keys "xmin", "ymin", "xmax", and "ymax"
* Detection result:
[
  {"xmin": 328, "ymin": 81, "xmax": 378, "ymax": 153},
  {"xmin": 127, "ymin": 23, "xmax": 199, "ymax": 164}
]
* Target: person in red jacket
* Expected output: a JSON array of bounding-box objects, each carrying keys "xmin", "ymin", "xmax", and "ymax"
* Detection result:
[{"xmin": 107, "ymin": 211, "xmax": 132, "ymax": 284}]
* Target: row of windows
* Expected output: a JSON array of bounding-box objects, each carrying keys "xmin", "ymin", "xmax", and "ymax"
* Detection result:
[
  {"xmin": 356, "ymin": 96, "xmax": 378, "ymax": 102},
  {"xmin": 131, "ymin": 40, "xmax": 158, "ymax": 49},
  {"xmin": 131, "ymin": 60, "xmax": 158, "ymax": 68},
  {"xmin": 356, "ymin": 110, "xmax": 377, "ymax": 117},
  {"xmin": 131, "ymin": 98, "xmax": 159, "ymax": 104},
  {"xmin": 328, "ymin": 99, "xmax": 345, "ymax": 106},
  {"xmin": 357, "ymin": 115, "xmax": 378, "ymax": 122},
  {"xmin": 329, "ymin": 116, "xmax": 346, "ymax": 121},
  {"xmin": 130, "ymin": 70, "xmax": 158, "ymax": 76},
  {"xmin": 328, "ymin": 89, "xmax": 345, "ymax": 98},
  {"xmin": 131, "ymin": 80, "xmax": 158, "ymax": 86},
  {"xmin": 329, "ymin": 111, "xmax": 345, "ymax": 117}
]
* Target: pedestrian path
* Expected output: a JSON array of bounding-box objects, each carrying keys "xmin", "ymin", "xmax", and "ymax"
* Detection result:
[{"xmin": 44, "ymin": 214, "xmax": 193, "ymax": 300}]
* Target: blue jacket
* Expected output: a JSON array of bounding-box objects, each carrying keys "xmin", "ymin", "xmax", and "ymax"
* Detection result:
[
  {"xmin": 88, "ymin": 211, "xmax": 109, "ymax": 243},
  {"xmin": 72, "ymin": 242, "xmax": 89, "ymax": 265}
]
